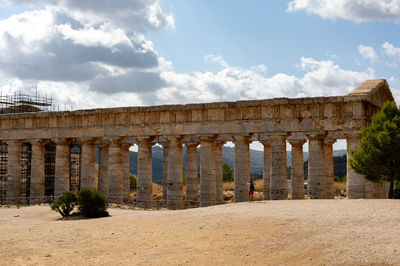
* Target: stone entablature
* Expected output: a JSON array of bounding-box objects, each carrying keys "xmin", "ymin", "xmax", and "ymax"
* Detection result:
[
  {"xmin": 0, "ymin": 79, "xmax": 395, "ymax": 208},
  {"xmin": 0, "ymin": 80, "xmax": 392, "ymax": 142}
]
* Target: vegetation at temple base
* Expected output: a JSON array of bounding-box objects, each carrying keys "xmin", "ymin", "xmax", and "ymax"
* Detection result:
[
  {"xmin": 349, "ymin": 101, "xmax": 400, "ymax": 199},
  {"xmin": 223, "ymin": 162, "xmax": 234, "ymax": 182},
  {"xmin": 50, "ymin": 191, "xmax": 77, "ymax": 217},
  {"xmin": 77, "ymin": 188, "xmax": 109, "ymax": 218},
  {"xmin": 130, "ymin": 174, "xmax": 137, "ymax": 190},
  {"xmin": 51, "ymin": 189, "xmax": 109, "ymax": 218}
]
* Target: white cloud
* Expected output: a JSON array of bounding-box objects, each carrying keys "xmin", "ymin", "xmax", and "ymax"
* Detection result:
[
  {"xmin": 358, "ymin": 45, "xmax": 378, "ymax": 62},
  {"xmin": 382, "ymin": 42, "xmax": 400, "ymax": 57},
  {"xmin": 287, "ymin": 0, "xmax": 400, "ymax": 22}
]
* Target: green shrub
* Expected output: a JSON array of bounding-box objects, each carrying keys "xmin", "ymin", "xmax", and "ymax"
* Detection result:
[
  {"xmin": 77, "ymin": 188, "xmax": 109, "ymax": 218},
  {"xmin": 394, "ymin": 188, "xmax": 400, "ymax": 199},
  {"xmin": 130, "ymin": 174, "xmax": 137, "ymax": 190},
  {"xmin": 51, "ymin": 191, "xmax": 77, "ymax": 217}
]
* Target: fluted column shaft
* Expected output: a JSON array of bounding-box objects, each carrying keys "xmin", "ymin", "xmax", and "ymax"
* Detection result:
[
  {"xmin": 54, "ymin": 140, "xmax": 70, "ymax": 198},
  {"xmin": 215, "ymin": 142, "xmax": 224, "ymax": 204},
  {"xmin": 270, "ymin": 135, "xmax": 288, "ymax": 200},
  {"xmin": 108, "ymin": 140, "xmax": 124, "ymax": 203},
  {"xmin": 122, "ymin": 145, "xmax": 131, "ymax": 202},
  {"xmin": 137, "ymin": 138, "xmax": 153, "ymax": 207},
  {"xmin": 7, "ymin": 141, "xmax": 22, "ymax": 204},
  {"xmin": 307, "ymin": 134, "xmax": 326, "ymax": 199},
  {"xmin": 167, "ymin": 137, "xmax": 184, "ymax": 209},
  {"xmin": 324, "ymin": 140, "xmax": 335, "ymax": 199},
  {"xmin": 200, "ymin": 137, "xmax": 216, "ymax": 207},
  {"xmin": 98, "ymin": 144, "xmax": 109, "ymax": 196},
  {"xmin": 307, "ymin": 134, "xmax": 325, "ymax": 199},
  {"xmin": 185, "ymin": 143, "xmax": 198, "ymax": 205},
  {"xmin": 346, "ymin": 133, "xmax": 365, "ymax": 199},
  {"xmin": 30, "ymin": 141, "xmax": 45, "ymax": 204},
  {"xmin": 162, "ymin": 144, "xmax": 169, "ymax": 203},
  {"xmin": 289, "ymin": 140, "xmax": 305, "ymax": 200},
  {"xmin": 261, "ymin": 141, "xmax": 272, "ymax": 200},
  {"xmin": 80, "ymin": 140, "xmax": 97, "ymax": 189},
  {"xmin": 233, "ymin": 136, "xmax": 250, "ymax": 202}
]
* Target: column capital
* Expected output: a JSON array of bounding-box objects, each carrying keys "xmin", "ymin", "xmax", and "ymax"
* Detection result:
[
  {"xmin": 232, "ymin": 134, "xmax": 252, "ymax": 143},
  {"xmin": 345, "ymin": 132, "xmax": 362, "ymax": 140},
  {"xmin": 81, "ymin": 137, "xmax": 101, "ymax": 144},
  {"xmin": 30, "ymin": 139, "xmax": 49, "ymax": 146},
  {"xmin": 137, "ymin": 136, "xmax": 155, "ymax": 143},
  {"xmin": 305, "ymin": 132, "xmax": 327, "ymax": 141},
  {"xmin": 289, "ymin": 139, "xmax": 306, "ymax": 147},
  {"xmin": 184, "ymin": 142, "xmax": 199, "ymax": 148},
  {"xmin": 166, "ymin": 135, "xmax": 186, "ymax": 142},
  {"xmin": 268, "ymin": 134, "xmax": 289, "ymax": 142},
  {"xmin": 53, "ymin": 138, "xmax": 72, "ymax": 145},
  {"xmin": 199, "ymin": 134, "xmax": 218, "ymax": 142},
  {"xmin": 4, "ymin": 139, "xmax": 24, "ymax": 144},
  {"xmin": 324, "ymin": 139, "xmax": 336, "ymax": 146}
]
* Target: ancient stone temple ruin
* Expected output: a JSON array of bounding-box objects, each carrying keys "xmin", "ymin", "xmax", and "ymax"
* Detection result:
[{"xmin": 0, "ymin": 80, "xmax": 394, "ymax": 209}]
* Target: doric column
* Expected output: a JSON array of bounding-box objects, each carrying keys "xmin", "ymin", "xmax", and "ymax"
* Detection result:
[
  {"xmin": 167, "ymin": 136, "xmax": 185, "ymax": 210},
  {"xmin": 261, "ymin": 141, "xmax": 272, "ymax": 200},
  {"xmin": 306, "ymin": 133, "xmax": 326, "ymax": 199},
  {"xmin": 54, "ymin": 139, "xmax": 70, "ymax": 198},
  {"xmin": 161, "ymin": 143, "xmax": 169, "ymax": 203},
  {"xmin": 108, "ymin": 139, "xmax": 124, "ymax": 203},
  {"xmin": 98, "ymin": 141, "xmax": 109, "ymax": 196},
  {"xmin": 137, "ymin": 137, "xmax": 153, "ymax": 208},
  {"xmin": 289, "ymin": 140, "xmax": 306, "ymax": 200},
  {"xmin": 324, "ymin": 139, "xmax": 336, "ymax": 199},
  {"xmin": 215, "ymin": 141, "xmax": 224, "ymax": 204},
  {"xmin": 30, "ymin": 140, "xmax": 46, "ymax": 204},
  {"xmin": 185, "ymin": 142, "xmax": 198, "ymax": 206},
  {"xmin": 80, "ymin": 138, "xmax": 97, "ymax": 189},
  {"xmin": 199, "ymin": 136, "xmax": 217, "ymax": 207},
  {"xmin": 270, "ymin": 135, "xmax": 288, "ymax": 200},
  {"xmin": 346, "ymin": 133, "xmax": 365, "ymax": 199},
  {"xmin": 122, "ymin": 144, "xmax": 131, "ymax": 202},
  {"xmin": 6, "ymin": 141, "xmax": 22, "ymax": 204},
  {"xmin": 232, "ymin": 135, "xmax": 251, "ymax": 202}
]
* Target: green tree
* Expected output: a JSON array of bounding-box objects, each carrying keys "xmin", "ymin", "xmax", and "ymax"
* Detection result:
[
  {"xmin": 77, "ymin": 188, "xmax": 109, "ymax": 218},
  {"xmin": 130, "ymin": 174, "xmax": 137, "ymax": 190},
  {"xmin": 223, "ymin": 162, "xmax": 233, "ymax": 182},
  {"xmin": 50, "ymin": 191, "xmax": 77, "ymax": 217},
  {"xmin": 349, "ymin": 101, "xmax": 400, "ymax": 199}
]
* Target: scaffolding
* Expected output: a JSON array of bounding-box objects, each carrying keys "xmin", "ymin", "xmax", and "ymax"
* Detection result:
[
  {"xmin": 20, "ymin": 143, "xmax": 32, "ymax": 204},
  {"xmin": 44, "ymin": 142, "xmax": 56, "ymax": 202},
  {"xmin": 0, "ymin": 144, "xmax": 7, "ymax": 203},
  {"xmin": 0, "ymin": 91, "xmax": 53, "ymax": 114}
]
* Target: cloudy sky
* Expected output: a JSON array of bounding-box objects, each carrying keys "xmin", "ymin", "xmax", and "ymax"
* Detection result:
[
  {"xmin": 0, "ymin": 0, "xmax": 400, "ymax": 151},
  {"xmin": 1, "ymin": 0, "xmax": 400, "ymax": 110}
]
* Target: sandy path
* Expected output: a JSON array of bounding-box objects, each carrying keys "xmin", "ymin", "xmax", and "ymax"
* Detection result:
[{"xmin": 0, "ymin": 200, "xmax": 399, "ymax": 265}]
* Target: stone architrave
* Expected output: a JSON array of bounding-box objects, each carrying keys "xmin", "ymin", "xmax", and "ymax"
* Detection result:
[
  {"xmin": 215, "ymin": 141, "xmax": 225, "ymax": 204},
  {"xmin": 80, "ymin": 138, "xmax": 97, "ymax": 190},
  {"xmin": 324, "ymin": 139, "xmax": 336, "ymax": 199},
  {"xmin": 346, "ymin": 133, "xmax": 366, "ymax": 199},
  {"xmin": 167, "ymin": 136, "xmax": 185, "ymax": 210},
  {"xmin": 270, "ymin": 135, "xmax": 289, "ymax": 200},
  {"xmin": 261, "ymin": 141, "xmax": 272, "ymax": 200},
  {"xmin": 137, "ymin": 137, "xmax": 153, "ymax": 207},
  {"xmin": 185, "ymin": 142, "xmax": 198, "ymax": 206},
  {"xmin": 306, "ymin": 133, "xmax": 326, "ymax": 199},
  {"xmin": 232, "ymin": 135, "xmax": 251, "ymax": 202},
  {"xmin": 30, "ymin": 140, "xmax": 46, "ymax": 204},
  {"xmin": 6, "ymin": 141, "xmax": 22, "ymax": 204},
  {"xmin": 97, "ymin": 142, "xmax": 109, "ymax": 196},
  {"xmin": 108, "ymin": 140, "xmax": 124, "ymax": 204},
  {"xmin": 54, "ymin": 139, "xmax": 71, "ymax": 199},
  {"xmin": 289, "ymin": 140, "xmax": 306, "ymax": 200},
  {"xmin": 199, "ymin": 136, "xmax": 217, "ymax": 207}
]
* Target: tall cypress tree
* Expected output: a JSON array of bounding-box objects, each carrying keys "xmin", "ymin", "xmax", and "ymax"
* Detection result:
[{"xmin": 349, "ymin": 101, "xmax": 400, "ymax": 198}]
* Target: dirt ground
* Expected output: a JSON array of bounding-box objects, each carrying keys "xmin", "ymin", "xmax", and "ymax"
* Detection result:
[{"xmin": 1, "ymin": 199, "xmax": 399, "ymax": 265}]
